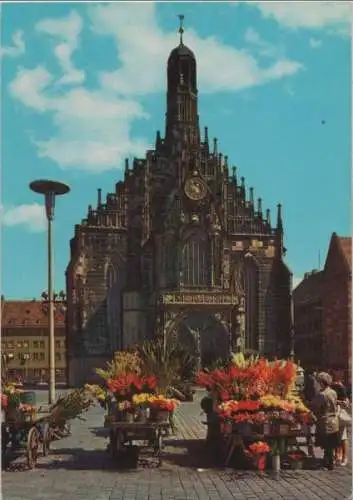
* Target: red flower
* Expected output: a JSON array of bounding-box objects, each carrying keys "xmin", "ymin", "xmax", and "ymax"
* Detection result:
[{"xmin": 1, "ymin": 394, "xmax": 8, "ymax": 408}]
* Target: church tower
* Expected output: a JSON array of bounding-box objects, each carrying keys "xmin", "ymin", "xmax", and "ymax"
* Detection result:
[
  {"xmin": 165, "ymin": 15, "xmax": 200, "ymax": 147},
  {"xmin": 66, "ymin": 15, "xmax": 292, "ymax": 385}
]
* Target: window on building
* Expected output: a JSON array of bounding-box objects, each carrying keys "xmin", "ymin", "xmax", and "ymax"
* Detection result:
[
  {"xmin": 7, "ymin": 341, "xmax": 14, "ymax": 348},
  {"xmin": 182, "ymin": 233, "xmax": 208, "ymax": 286},
  {"xmin": 39, "ymin": 341, "xmax": 45, "ymax": 349},
  {"xmin": 23, "ymin": 341, "xmax": 29, "ymax": 348},
  {"xmin": 17, "ymin": 341, "xmax": 23, "ymax": 348},
  {"xmin": 56, "ymin": 340, "xmax": 61, "ymax": 349},
  {"xmin": 55, "ymin": 353, "xmax": 61, "ymax": 361},
  {"xmin": 39, "ymin": 352, "xmax": 45, "ymax": 361},
  {"xmin": 33, "ymin": 341, "xmax": 39, "ymax": 348},
  {"xmin": 33, "ymin": 352, "xmax": 39, "ymax": 361}
]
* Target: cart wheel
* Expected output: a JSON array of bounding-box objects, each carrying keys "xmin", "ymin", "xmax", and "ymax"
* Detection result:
[
  {"xmin": 42, "ymin": 423, "xmax": 51, "ymax": 456},
  {"xmin": 27, "ymin": 427, "xmax": 39, "ymax": 469}
]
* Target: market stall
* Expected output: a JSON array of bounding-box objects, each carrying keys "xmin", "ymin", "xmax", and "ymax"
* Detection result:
[
  {"xmin": 198, "ymin": 354, "xmax": 314, "ymax": 471},
  {"xmin": 85, "ymin": 351, "xmax": 179, "ymax": 467}
]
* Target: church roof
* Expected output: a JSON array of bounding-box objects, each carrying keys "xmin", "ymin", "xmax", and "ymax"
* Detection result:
[
  {"xmin": 1, "ymin": 299, "xmax": 65, "ymax": 327},
  {"xmin": 337, "ymin": 236, "xmax": 351, "ymax": 270},
  {"xmin": 168, "ymin": 43, "xmax": 195, "ymax": 60},
  {"xmin": 293, "ymin": 270, "xmax": 324, "ymax": 305}
]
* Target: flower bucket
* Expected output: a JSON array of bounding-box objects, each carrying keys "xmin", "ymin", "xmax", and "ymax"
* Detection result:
[
  {"xmin": 255, "ymin": 453, "xmax": 267, "ymax": 471},
  {"xmin": 122, "ymin": 412, "xmax": 134, "ymax": 423},
  {"xmin": 279, "ymin": 424, "xmax": 290, "ymax": 436},
  {"xmin": 135, "ymin": 408, "xmax": 148, "ymax": 422},
  {"xmin": 263, "ymin": 423, "xmax": 271, "ymax": 435},
  {"xmin": 150, "ymin": 409, "xmax": 169, "ymax": 423},
  {"xmin": 272, "ymin": 423, "xmax": 290, "ymax": 436}
]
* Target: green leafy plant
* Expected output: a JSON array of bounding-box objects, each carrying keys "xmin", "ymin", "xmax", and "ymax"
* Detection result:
[{"xmin": 138, "ymin": 334, "xmax": 196, "ymax": 397}]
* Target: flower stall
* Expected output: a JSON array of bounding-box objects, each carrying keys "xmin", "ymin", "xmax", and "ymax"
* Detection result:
[
  {"xmin": 198, "ymin": 353, "xmax": 313, "ymax": 470},
  {"xmin": 86, "ymin": 350, "xmax": 180, "ymax": 466}
]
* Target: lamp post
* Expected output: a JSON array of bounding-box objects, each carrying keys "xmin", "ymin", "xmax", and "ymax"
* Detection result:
[
  {"xmin": 29, "ymin": 179, "xmax": 70, "ymax": 404},
  {"xmin": 41, "ymin": 290, "xmax": 67, "ymax": 386}
]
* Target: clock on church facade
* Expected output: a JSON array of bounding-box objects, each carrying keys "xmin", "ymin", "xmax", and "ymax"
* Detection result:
[{"xmin": 65, "ymin": 20, "xmax": 293, "ymax": 385}]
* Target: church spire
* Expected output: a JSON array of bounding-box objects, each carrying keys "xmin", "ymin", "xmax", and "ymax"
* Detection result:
[
  {"xmin": 178, "ymin": 14, "xmax": 185, "ymax": 45},
  {"xmin": 275, "ymin": 203, "xmax": 284, "ymax": 257}
]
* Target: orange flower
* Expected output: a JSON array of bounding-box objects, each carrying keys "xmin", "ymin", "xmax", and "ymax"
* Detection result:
[{"xmin": 248, "ymin": 441, "xmax": 270, "ymax": 455}]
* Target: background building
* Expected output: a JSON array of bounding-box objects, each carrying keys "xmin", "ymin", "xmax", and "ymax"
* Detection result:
[
  {"xmin": 294, "ymin": 233, "xmax": 351, "ymax": 384},
  {"xmin": 293, "ymin": 270, "xmax": 323, "ymax": 370},
  {"xmin": 66, "ymin": 29, "xmax": 292, "ymax": 385},
  {"xmin": 1, "ymin": 298, "xmax": 67, "ymax": 385}
]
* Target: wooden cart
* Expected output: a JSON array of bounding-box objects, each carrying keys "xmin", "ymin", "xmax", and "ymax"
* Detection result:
[
  {"xmin": 109, "ymin": 421, "xmax": 170, "ymax": 466},
  {"xmin": 1, "ymin": 410, "xmax": 52, "ymax": 469}
]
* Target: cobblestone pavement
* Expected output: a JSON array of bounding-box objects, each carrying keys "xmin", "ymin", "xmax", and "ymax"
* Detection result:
[{"xmin": 2, "ymin": 390, "xmax": 352, "ymax": 500}]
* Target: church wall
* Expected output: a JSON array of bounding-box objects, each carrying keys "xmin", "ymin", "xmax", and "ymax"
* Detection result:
[{"xmin": 122, "ymin": 291, "xmax": 145, "ymax": 348}]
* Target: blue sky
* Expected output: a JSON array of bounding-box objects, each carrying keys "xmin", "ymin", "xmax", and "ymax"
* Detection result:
[{"xmin": 1, "ymin": 1, "xmax": 351, "ymax": 299}]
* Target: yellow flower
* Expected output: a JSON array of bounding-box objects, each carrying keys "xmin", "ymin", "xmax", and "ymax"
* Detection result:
[{"xmin": 132, "ymin": 393, "xmax": 152, "ymax": 405}]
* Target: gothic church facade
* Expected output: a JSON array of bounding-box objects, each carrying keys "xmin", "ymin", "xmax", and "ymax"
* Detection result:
[{"xmin": 66, "ymin": 28, "xmax": 292, "ymax": 385}]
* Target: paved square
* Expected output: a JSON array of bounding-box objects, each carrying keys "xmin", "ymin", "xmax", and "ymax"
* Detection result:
[{"xmin": 2, "ymin": 390, "xmax": 352, "ymax": 499}]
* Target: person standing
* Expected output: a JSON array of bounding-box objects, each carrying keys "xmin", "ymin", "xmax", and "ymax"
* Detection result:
[
  {"xmin": 332, "ymin": 380, "xmax": 351, "ymax": 466},
  {"xmin": 304, "ymin": 369, "xmax": 320, "ymax": 457},
  {"xmin": 310, "ymin": 372, "xmax": 341, "ymax": 470}
]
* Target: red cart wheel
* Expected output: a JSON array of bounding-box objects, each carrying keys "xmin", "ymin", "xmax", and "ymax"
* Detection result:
[{"xmin": 27, "ymin": 426, "xmax": 39, "ymax": 469}]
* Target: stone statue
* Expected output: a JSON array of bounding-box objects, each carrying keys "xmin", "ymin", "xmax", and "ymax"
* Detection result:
[{"xmin": 232, "ymin": 263, "xmax": 245, "ymax": 296}]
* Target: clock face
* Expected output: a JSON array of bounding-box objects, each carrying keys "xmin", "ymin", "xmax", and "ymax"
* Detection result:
[{"xmin": 184, "ymin": 177, "xmax": 207, "ymax": 201}]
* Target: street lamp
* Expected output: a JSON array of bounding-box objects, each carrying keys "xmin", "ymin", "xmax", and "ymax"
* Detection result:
[{"xmin": 29, "ymin": 179, "xmax": 70, "ymax": 404}]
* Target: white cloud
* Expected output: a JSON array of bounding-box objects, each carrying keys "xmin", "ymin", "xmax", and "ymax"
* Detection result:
[
  {"xmin": 0, "ymin": 30, "xmax": 25, "ymax": 58},
  {"xmin": 10, "ymin": 66, "xmax": 53, "ymax": 112},
  {"xmin": 245, "ymin": 2, "xmax": 351, "ymax": 35},
  {"xmin": 309, "ymin": 37, "xmax": 322, "ymax": 49},
  {"xmin": 9, "ymin": 69, "xmax": 149, "ymax": 172},
  {"xmin": 36, "ymin": 11, "xmax": 85, "ymax": 85},
  {"xmin": 91, "ymin": 4, "xmax": 302, "ymax": 95},
  {"xmin": 9, "ymin": 4, "xmax": 302, "ymax": 172},
  {"xmin": 90, "ymin": 2, "xmax": 301, "ymax": 94},
  {"xmin": 1, "ymin": 204, "xmax": 46, "ymax": 232},
  {"xmin": 244, "ymin": 27, "xmax": 284, "ymax": 59}
]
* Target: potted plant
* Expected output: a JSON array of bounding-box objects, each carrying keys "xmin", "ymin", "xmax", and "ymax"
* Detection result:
[
  {"xmin": 149, "ymin": 396, "xmax": 179, "ymax": 422},
  {"xmin": 118, "ymin": 400, "xmax": 134, "ymax": 422}
]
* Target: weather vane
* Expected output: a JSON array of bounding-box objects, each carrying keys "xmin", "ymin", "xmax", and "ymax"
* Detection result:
[{"xmin": 178, "ymin": 14, "xmax": 185, "ymax": 44}]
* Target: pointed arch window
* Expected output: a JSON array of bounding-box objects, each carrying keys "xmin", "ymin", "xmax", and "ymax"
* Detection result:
[
  {"xmin": 182, "ymin": 232, "xmax": 208, "ymax": 286},
  {"xmin": 243, "ymin": 256, "xmax": 258, "ymax": 351}
]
